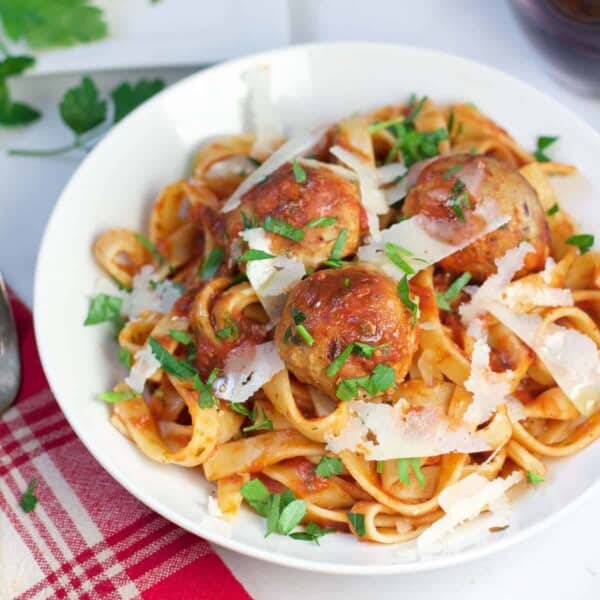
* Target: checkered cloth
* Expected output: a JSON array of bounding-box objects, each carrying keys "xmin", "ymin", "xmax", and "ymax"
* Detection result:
[{"xmin": 0, "ymin": 292, "xmax": 250, "ymax": 599}]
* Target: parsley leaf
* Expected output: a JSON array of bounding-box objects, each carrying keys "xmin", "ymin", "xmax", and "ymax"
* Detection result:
[
  {"xmin": 118, "ymin": 347, "xmax": 131, "ymax": 369},
  {"xmin": 325, "ymin": 227, "xmax": 348, "ymax": 268},
  {"xmin": 0, "ymin": 77, "xmax": 40, "ymax": 125},
  {"xmin": 60, "ymin": 76, "xmax": 107, "ymax": 135},
  {"xmin": 200, "ymin": 247, "xmax": 225, "ymax": 279},
  {"xmin": 384, "ymin": 242, "xmax": 415, "ymax": 275},
  {"xmin": 241, "ymin": 479, "xmax": 271, "ymax": 517},
  {"xmin": 0, "ymin": 0, "xmax": 108, "ymax": 49},
  {"xmin": 239, "ymin": 248, "xmax": 275, "ymax": 262},
  {"xmin": 448, "ymin": 179, "xmax": 471, "ymax": 222},
  {"xmin": 336, "ymin": 364, "xmax": 396, "ymax": 401},
  {"xmin": 397, "ymin": 458, "xmax": 425, "ymax": 487},
  {"xmin": 195, "ymin": 368, "xmax": 219, "ymax": 408},
  {"xmin": 111, "ymin": 79, "xmax": 165, "ymax": 123},
  {"xmin": 292, "ymin": 158, "xmax": 307, "ymax": 183},
  {"xmin": 397, "ymin": 276, "xmax": 420, "ymax": 325},
  {"xmin": 527, "ymin": 470, "xmax": 545, "ymax": 484},
  {"xmin": 566, "ymin": 233, "xmax": 594, "ymax": 254},
  {"xmin": 290, "ymin": 307, "xmax": 314, "ymax": 346},
  {"xmin": 326, "ymin": 343, "xmax": 355, "ymax": 377},
  {"xmin": 278, "ymin": 499, "xmax": 307, "ymax": 535},
  {"xmin": 315, "ymin": 455, "xmax": 343, "ymax": 478},
  {"xmin": 289, "ymin": 521, "xmax": 336, "ymax": 544},
  {"xmin": 265, "ymin": 493, "xmax": 282, "ymax": 537},
  {"xmin": 215, "ymin": 315, "xmax": 239, "ymax": 341},
  {"xmin": 98, "ymin": 390, "xmax": 138, "ymax": 403},
  {"xmin": 0, "ymin": 54, "xmax": 35, "ymax": 77},
  {"xmin": 84, "ymin": 293, "xmax": 123, "ymax": 326},
  {"xmin": 436, "ymin": 272, "xmax": 471, "ymax": 311},
  {"xmin": 169, "ymin": 329, "xmax": 192, "ymax": 345},
  {"xmin": 19, "ymin": 478, "xmax": 38, "ymax": 513},
  {"xmin": 546, "ymin": 203, "xmax": 559, "ymax": 216},
  {"xmin": 262, "ymin": 216, "xmax": 304, "ymax": 242},
  {"xmin": 306, "ymin": 216, "xmax": 337, "ymax": 228},
  {"xmin": 442, "ymin": 164, "xmax": 463, "ymax": 180},
  {"xmin": 533, "ymin": 135, "xmax": 558, "ymax": 163},
  {"xmin": 347, "ymin": 512, "xmax": 366, "ymax": 537},
  {"xmin": 148, "ymin": 337, "xmax": 197, "ymax": 380},
  {"xmin": 133, "ymin": 233, "xmax": 167, "ymax": 266},
  {"xmin": 242, "ymin": 408, "xmax": 273, "ymax": 433}
]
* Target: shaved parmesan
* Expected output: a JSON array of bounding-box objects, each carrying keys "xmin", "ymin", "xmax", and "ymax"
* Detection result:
[
  {"xmin": 417, "ymin": 471, "xmax": 522, "ymax": 554},
  {"xmin": 240, "ymin": 228, "xmax": 306, "ymax": 319},
  {"xmin": 207, "ymin": 495, "xmax": 224, "ymax": 519},
  {"xmin": 221, "ymin": 130, "xmax": 323, "ymax": 213},
  {"xmin": 490, "ymin": 303, "xmax": 600, "ymax": 415},
  {"xmin": 125, "ymin": 344, "xmax": 161, "ymax": 393},
  {"xmin": 206, "ymin": 156, "xmax": 258, "ymax": 178},
  {"xmin": 325, "ymin": 401, "xmax": 489, "ymax": 459},
  {"xmin": 215, "ymin": 341, "xmax": 284, "ymax": 404},
  {"xmin": 244, "ymin": 66, "xmax": 283, "ymax": 158},
  {"xmin": 506, "ymin": 396, "xmax": 526, "ymax": 422},
  {"xmin": 503, "ymin": 280, "xmax": 573, "ymax": 311},
  {"xmin": 297, "ymin": 158, "xmax": 356, "ymax": 181},
  {"xmin": 330, "ymin": 145, "xmax": 388, "ymax": 237},
  {"xmin": 376, "ymin": 162, "xmax": 407, "ymax": 185},
  {"xmin": 463, "ymin": 328, "xmax": 512, "ymax": 426},
  {"xmin": 358, "ymin": 199, "xmax": 510, "ymax": 281},
  {"xmin": 120, "ymin": 265, "xmax": 182, "ymax": 319}
]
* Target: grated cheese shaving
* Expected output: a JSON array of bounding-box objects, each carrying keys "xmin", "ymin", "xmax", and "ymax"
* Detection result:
[
  {"xmin": 244, "ymin": 66, "xmax": 283, "ymax": 158},
  {"xmin": 215, "ymin": 341, "xmax": 284, "ymax": 404},
  {"xmin": 221, "ymin": 130, "xmax": 323, "ymax": 213},
  {"xmin": 417, "ymin": 471, "xmax": 522, "ymax": 554},
  {"xmin": 325, "ymin": 401, "xmax": 489, "ymax": 459},
  {"xmin": 125, "ymin": 344, "xmax": 161, "ymax": 393},
  {"xmin": 240, "ymin": 228, "xmax": 306, "ymax": 320},
  {"xmin": 358, "ymin": 199, "xmax": 510, "ymax": 281}
]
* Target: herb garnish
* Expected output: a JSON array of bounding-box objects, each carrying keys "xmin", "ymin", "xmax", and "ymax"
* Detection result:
[
  {"xmin": 533, "ymin": 135, "xmax": 558, "ymax": 163},
  {"xmin": 566, "ymin": 233, "xmax": 594, "ymax": 254},
  {"xmin": 442, "ymin": 164, "xmax": 464, "ymax": 180},
  {"xmin": 347, "ymin": 512, "xmax": 366, "ymax": 537},
  {"xmin": 194, "ymin": 367, "xmax": 220, "ymax": 408},
  {"xmin": 148, "ymin": 337, "xmax": 197, "ymax": 379},
  {"xmin": 200, "ymin": 247, "xmax": 225, "ymax": 279},
  {"xmin": 397, "ymin": 276, "xmax": 420, "ymax": 325},
  {"xmin": 396, "ymin": 457, "xmax": 425, "ymax": 486},
  {"xmin": 336, "ymin": 363, "xmax": 396, "ymax": 401},
  {"xmin": 117, "ymin": 347, "xmax": 131, "ymax": 369},
  {"xmin": 546, "ymin": 203, "xmax": 559, "ymax": 216},
  {"xmin": 215, "ymin": 315, "xmax": 239, "ymax": 341},
  {"xmin": 242, "ymin": 408, "xmax": 274, "ymax": 433},
  {"xmin": 306, "ymin": 216, "xmax": 337, "ymax": 228},
  {"xmin": 19, "ymin": 478, "xmax": 38, "ymax": 513},
  {"xmin": 436, "ymin": 272, "xmax": 472, "ymax": 311},
  {"xmin": 291, "ymin": 307, "xmax": 314, "ymax": 346},
  {"xmin": 84, "ymin": 294, "xmax": 123, "ymax": 326},
  {"xmin": 98, "ymin": 390, "xmax": 138, "ymax": 403},
  {"xmin": 169, "ymin": 329, "xmax": 192, "ymax": 345},
  {"xmin": 239, "ymin": 248, "xmax": 276, "ymax": 262},
  {"xmin": 325, "ymin": 227, "xmax": 348, "ymax": 268},
  {"xmin": 384, "ymin": 242, "xmax": 415, "ymax": 275},
  {"xmin": 292, "ymin": 158, "xmax": 307, "ymax": 183},
  {"xmin": 326, "ymin": 341, "xmax": 380, "ymax": 377},
  {"xmin": 315, "ymin": 455, "xmax": 343, "ymax": 478},
  {"xmin": 289, "ymin": 521, "xmax": 336, "ymax": 544},
  {"xmin": 134, "ymin": 233, "xmax": 167, "ymax": 266},
  {"xmin": 526, "ymin": 470, "xmax": 545, "ymax": 484},
  {"xmin": 262, "ymin": 216, "xmax": 304, "ymax": 242},
  {"xmin": 448, "ymin": 179, "xmax": 471, "ymax": 222}
]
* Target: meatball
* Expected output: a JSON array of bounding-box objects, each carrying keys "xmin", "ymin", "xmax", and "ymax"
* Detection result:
[
  {"xmin": 226, "ymin": 162, "xmax": 368, "ymax": 269},
  {"xmin": 275, "ymin": 265, "xmax": 419, "ymax": 399},
  {"xmin": 402, "ymin": 153, "xmax": 550, "ymax": 282}
]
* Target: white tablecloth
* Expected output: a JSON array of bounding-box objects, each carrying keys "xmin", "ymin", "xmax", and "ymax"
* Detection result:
[{"xmin": 1, "ymin": 1, "xmax": 598, "ymax": 598}]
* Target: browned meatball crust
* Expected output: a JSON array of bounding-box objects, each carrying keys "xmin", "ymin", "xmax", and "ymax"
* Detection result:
[
  {"xmin": 402, "ymin": 153, "xmax": 550, "ymax": 282},
  {"xmin": 226, "ymin": 162, "xmax": 368, "ymax": 269},
  {"xmin": 275, "ymin": 265, "xmax": 419, "ymax": 399}
]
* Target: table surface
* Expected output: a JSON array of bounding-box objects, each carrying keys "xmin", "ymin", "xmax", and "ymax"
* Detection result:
[{"xmin": 1, "ymin": 1, "xmax": 599, "ymax": 598}]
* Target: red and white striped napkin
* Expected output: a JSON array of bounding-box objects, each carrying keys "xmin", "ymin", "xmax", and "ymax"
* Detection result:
[{"xmin": 0, "ymin": 292, "xmax": 250, "ymax": 599}]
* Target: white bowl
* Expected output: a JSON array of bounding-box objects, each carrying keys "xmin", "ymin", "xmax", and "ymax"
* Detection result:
[{"xmin": 34, "ymin": 43, "xmax": 600, "ymax": 574}]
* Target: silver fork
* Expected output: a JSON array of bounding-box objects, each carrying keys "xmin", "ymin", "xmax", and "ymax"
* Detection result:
[{"xmin": 0, "ymin": 273, "xmax": 21, "ymax": 415}]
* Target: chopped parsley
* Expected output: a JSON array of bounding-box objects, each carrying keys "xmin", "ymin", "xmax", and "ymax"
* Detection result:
[
  {"xmin": 200, "ymin": 247, "xmax": 225, "ymax": 280},
  {"xmin": 262, "ymin": 216, "xmax": 304, "ymax": 242},
  {"xmin": 292, "ymin": 158, "xmax": 307, "ymax": 183},
  {"xmin": 242, "ymin": 408, "xmax": 274, "ymax": 433},
  {"xmin": 325, "ymin": 227, "xmax": 348, "ymax": 268},
  {"xmin": 396, "ymin": 457, "xmax": 425, "ymax": 487},
  {"xmin": 98, "ymin": 390, "xmax": 138, "ymax": 403},
  {"xmin": 326, "ymin": 341, "xmax": 380, "ymax": 377},
  {"xmin": 566, "ymin": 234, "xmax": 594, "ymax": 254},
  {"xmin": 315, "ymin": 455, "xmax": 343, "ymax": 478},
  {"xmin": 376, "ymin": 460, "xmax": 384, "ymax": 474},
  {"xmin": 306, "ymin": 216, "xmax": 337, "ymax": 228},
  {"xmin": 19, "ymin": 479, "xmax": 38, "ymax": 513},
  {"xmin": 118, "ymin": 347, "xmax": 131, "ymax": 369},
  {"xmin": 289, "ymin": 521, "xmax": 336, "ymax": 544},
  {"xmin": 397, "ymin": 276, "xmax": 420, "ymax": 326},
  {"xmin": 336, "ymin": 363, "xmax": 396, "ymax": 401},
  {"xmin": 238, "ymin": 248, "xmax": 276, "ymax": 262},
  {"xmin": 436, "ymin": 272, "xmax": 472, "ymax": 311},
  {"xmin": 448, "ymin": 179, "xmax": 471, "ymax": 222},
  {"xmin": 168, "ymin": 329, "xmax": 192, "ymax": 345},
  {"xmin": 84, "ymin": 294, "xmax": 124, "ymax": 327},
  {"xmin": 368, "ymin": 114, "xmax": 404, "ymax": 133},
  {"xmin": 526, "ymin": 470, "xmax": 545, "ymax": 484},
  {"xmin": 291, "ymin": 307, "xmax": 314, "ymax": 346},
  {"xmin": 241, "ymin": 211, "xmax": 258, "ymax": 229},
  {"xmin": 346, "ymin": 512, "xmax": 366, "ymax": 537},
  {"xmin": 134, "ymin": 233, "xmax": 167, "ymax": 266},
  {"xmin": 241, "ymin": 480, "xmax": 308, "ymax": 539},
  {"xmin": 447, "ymin": 111, "xmax": 455, "ymax": 134},
  {"xmin": 344, "ymin": 277, "xmax": 350, "ymax": 287},
  {"xmin": 194, "ymin": 368, "xmax": 220, "ymax": 408},
  {"xmin": 384, "ymin": 242, "xmax": 415, "ymax": 275},
  {"xmin": 148, "ymin": 337, "xmax": 197, "ymax": 379},
  {"xmin": 442, "ymin": 164, "xmax": 464, "ymax": 180},
  {"xmin": 405, "ymin": 96, "xmax": 427, "ymax": 123},
  {"xmin": 546, "ymin": 203, "xmax": 559, "ymax": 216},
  {"xmin": 533, "ymin": 135, "xmax": 558, "ymax": 163},
  {"xmin": 215, "ymin": 315, "xmax": 239, "ymax": 341}
]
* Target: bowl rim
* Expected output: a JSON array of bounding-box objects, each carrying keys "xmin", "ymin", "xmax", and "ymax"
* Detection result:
[{"xmin": 33, "ymin": 41, "xmax": 600, "ymax": 575}]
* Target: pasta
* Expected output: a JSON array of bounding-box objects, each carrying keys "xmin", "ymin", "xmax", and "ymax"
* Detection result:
[{"xmin": 86, "ymin": 80, "xmax": 600, "ymax": 553}]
